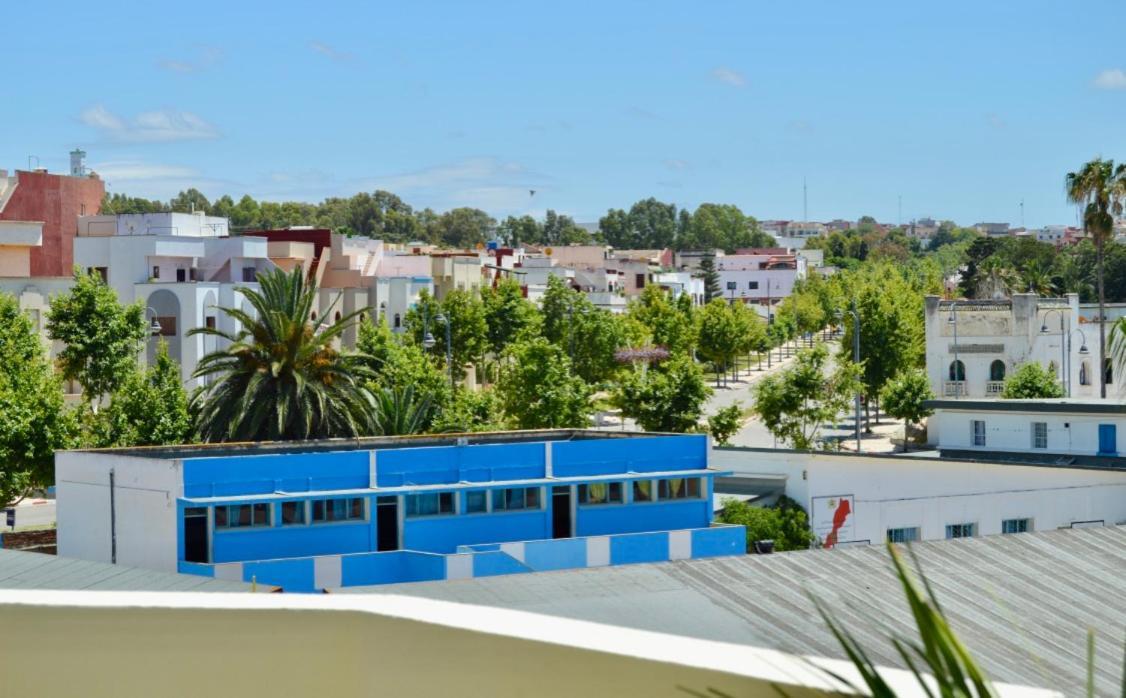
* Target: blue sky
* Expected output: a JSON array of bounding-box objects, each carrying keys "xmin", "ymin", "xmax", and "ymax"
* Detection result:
[{"xmin": 4, "ymin": 1, "xmax": 1125, "ymax": 227}]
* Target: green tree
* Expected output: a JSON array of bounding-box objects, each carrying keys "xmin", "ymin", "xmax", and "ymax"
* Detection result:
[
  {"xmin": 1001, "ymin": 362, "xmax": 1064, "ymax": 399},
  {"xmin": 598, "ymin": 198, "xmax": 677, "ymax": 249},
  {"xmin": 431, "ymin": 387, "xmax": 505, "ymax": 433},
  {"xmin": 753, "ymin": 343, "xmax": 863, "ymax": 449},
  {"xmin": 370, "ymin": 386, "xmax": 435, "ymax": 436},
  {"xmin": 696, "ymin": 299, "xmax": 743, "ymax": 384},
  {"xmin": 680, "ymin": 203, "xmax": 757, "ymax": 252},
  {"xmin": 697, "ymin": 253, "xmax": 721, "ymax": 302},
  {"xmin": 616, "ymin": 354, "xmax": 711, "ymax": 432},
  {"xmin": 92, "ymin": 341, "xmax": 191, "ymax": 447},
  {"xmin": 497, "ymin": 338, "xmax": 591, "ymax": 429},
  {"xmin": 481, "ymin": 278, "xmax": 541, "ymax": 356},
  {"xmin": 358, "ymin": 317, "xmax": 451, "ymax": 426},
  {"xmin": 1066, "ymin": 158, "xmax": 1126, "ymax": 399},
  {"xmin": 437, "ymin": 289, "xmax": 489, "ymax": 377},
  {"xmin": 707, "ymin": 403, "xmax": 744, "ymax": 446},
  {"xmin": 189, "ymin": 269, "xmax": 376, "ymax": 441},
  {"xmin": 169, "ymin": 188, "xmax": 211, "ymax": 213},
  {"xmin": 628, "ymin": 285, "xmax": 694, "ymax": 355},
  {"xmin": 47, "ymin": 269, "xmax": 147, "ymax": 407},
  {"xmin": 435, "ymin": 207, "xmax": 495, "ymax": 248},
  {"xmin": 0, "ymin": 294, "xmax": 76, "ymax": 508},
  {"xmin": 879, "ymin": 369, "xmax": 935, "ymax": 452},
  {"xmin": 715, "ymin": 496, "xmax": 813, "ymax": 552},
  {"xmin": 496, "ymin": 215, "xmax": 541, "ymax": 247}
]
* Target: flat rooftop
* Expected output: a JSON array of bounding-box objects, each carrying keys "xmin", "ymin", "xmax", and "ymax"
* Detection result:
[
  {"xmin": 925, "ymin": 398, "xmax": 1126, "ymax": 414},
  {"xmin": 63, "ymin": 429, "xmax": 676, "ymax": 461},
  {"xmin": 338, "ymin": 526, "xmax": 1126, "ymax": 695}
]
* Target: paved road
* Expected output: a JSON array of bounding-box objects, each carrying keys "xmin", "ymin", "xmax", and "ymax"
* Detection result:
[{"xmin": 4, "ymin": 498, "xmax": 56, "ymax": 530}]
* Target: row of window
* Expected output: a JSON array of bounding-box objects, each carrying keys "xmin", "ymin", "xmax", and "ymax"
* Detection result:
[
  {"xmin": 949, "ymin": 359, "xmax": 1111, "ymax": 386},
  {"xmin": 971, "ymin": 420, "xmax": 1117, "ymax": 451},
  {"xmin": 579, "ymin": 478, "xmax": 702, "ymax": 505},
  {"xmin": 214, "ymin": 497, "xmax": 365, "ymax": 529},
  {"xmin": 405, "ymin": 479, "xmax": 704, "ymax": 518},
  {"xmin": 886, "ymin": 518, "xmax": 1031, "ymax": 543}
]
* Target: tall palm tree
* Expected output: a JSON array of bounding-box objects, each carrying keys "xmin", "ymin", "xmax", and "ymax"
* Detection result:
[
  {"xmin": 370, "ymin": 386, "xmax": 434, "ymax": 436},
  {"xmin": 189, "ymin": 268, "xmax": 376, "ymax": 442},
  {"xmin": 1066, "ymin": 159, "xmax": 1125, "ymax": 398},
  {"xmin": 1021, "ymin": 260, "xmax": 1056, "ymax": 297},
  {"xmin": 974, "ymin": 257, "xmax": 1020, "ymax": 299}
]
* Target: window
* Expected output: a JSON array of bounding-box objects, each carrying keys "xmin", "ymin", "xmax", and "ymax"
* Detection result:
[
  {"xmin": 89, "ymin": 266, "xmax": 108, "ymax": 282},
  {"xmin": 972, "ymin": 420, "xmax": 986, "ymax": 446},
  {"xmin": 190, "ymin": 267, "xmax": 200, "ymax": 281},
  {"xmin": 465, "ymin": 490, "xmax": 488, "ymax": 513},
  {"xmin": 214, "ymin": 503, "xmax": 271, "ymax": 529},
  {"xmin": 657, "ymin": 478, "xmax": 702, "ymax": 500},
  {"xmin": 1031, "ymin": 422, "xmax": 1047, "ymax": 449},
  {"xmin": 151, "ymin": 266, "xmax": 160, "ymax": 280},
  {"xmin": 1080, "ymin": 361, "xmax": 1090, "ymax": 386},
  {"xmin": 887, "ymin": 527, "xmax": 920, "ymax": 543},
  {"xmin": 1105, "ymin": 359, "xmax": 1114, "ymax": 385},
  {"xmin": 156, "ymin": 316, "xmax": 177, "ymax": 337},
  {"xmin": 205, "ymin": 316, "xmax": 216, "ymax": 330},
  {"xmin": 949, "ymin": 360, "xmax": 966, "ymax": 381},
  {"xmin": 635, "ymin": 273, "xmax": 646, "ymax": 288},
  {"xmin": 632, "ymin": 480, "xmax": 653, "ymax": 502},
  {"xmin": 176, "ymin": 268, "xmax": 187, "ymax": 282},
  {"xmin": 491, "ymin": 487, "xmax": 541, "ymax": 512},
  {"xmin": 405, "ymin": 492, "xmax": 454, "ymax": 517},
  {"xmin": 311, "ymin": 497, "xmax": 365, "ymax": 523},
  {"xmin": 393, "ymin": 313, "xmax": 402, "ymax": 328},
  {"xmin": 945, "ymin": 523, "xmax": 976, "ymax": 539},
  {"xmin": 1001, "ymin": 518, "xmax": 1031, "ymax": 534},
  {"xmin": 578, "ymin": 482, "xmax": 623, "ymax": 505},
  {"xmin": 281, "ymin": 501, "xmax": 306, "ymax": 525},
  {"xmin": 748, "ymin": 281, "xmax": 760, "ymax": 290},
  {"xmin": 241, "ymin": 266, "xmax": 257, "ymax": 282},
  {"xmin": 989, "ymin": 360, "xmax": 1005, "ymax": 382}
]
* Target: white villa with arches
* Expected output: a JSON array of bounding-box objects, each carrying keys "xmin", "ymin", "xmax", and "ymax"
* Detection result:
[
  {"xmin": 75, "ymin": 213, "xmax": 276, "ymax": 389},
  {"xmin": 923, "ymin": 293, "xmax": 1119, "ymax": 401}
]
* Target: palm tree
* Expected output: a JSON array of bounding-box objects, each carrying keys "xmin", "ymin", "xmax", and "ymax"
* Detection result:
[
  {"xmin": 974, "ymin": 258, "xmax": 1020, "ymax": 299},
  {"xmin": 189, "ymin": 268, "xmax": 376, "ymax": 442},
  {"xmin": 1021, "ymin": 260, "xmax": 1056, "ymax": 297},
  {"xmin": 1066, "ymin": 159, "xmax": 1126, "ymax": 398},
  {"xmin": 371, "ymin": 386, "xmax": 434, "ymax": 436}
]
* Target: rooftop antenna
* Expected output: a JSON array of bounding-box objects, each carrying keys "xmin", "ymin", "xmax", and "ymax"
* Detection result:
[
  {"xmin": 802, "ymin": 177, "xmax": 807, "ymax": 222},
  {"xmin": 1020, "ymin": 199, "xmax": 1025, "ymax": 228}
]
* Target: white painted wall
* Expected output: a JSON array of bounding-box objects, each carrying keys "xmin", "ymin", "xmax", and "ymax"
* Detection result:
[
  {"xmin": 713, "ymin": 449, "xmax": 1126, "ymax": 545},
  {"xmin": 56, "ymin": 451, "xmax": 183, "ymax": 571},
  {"xmin": 930, "ymin": 406, "xmax": 1126, "ymax": 456}
]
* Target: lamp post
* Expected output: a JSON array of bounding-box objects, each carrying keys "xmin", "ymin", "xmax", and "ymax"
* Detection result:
[
  {"xmin": 429, "ymin": 313, "xmax": 454, "ymax": 392},
  {"xmin": 143, "ymin": 307, "xmax": 162, "ymax": 337},
  {"xmin": 835, "ymin": 300, "xmax": 861, "ymax": 453},
  {"xmin": 1040, "ymin": 310, "xmax": 1090, "ymax": 397},
  {"xmin": 948, "ymin": 304, "xmax": 960, "ymax": 398}
]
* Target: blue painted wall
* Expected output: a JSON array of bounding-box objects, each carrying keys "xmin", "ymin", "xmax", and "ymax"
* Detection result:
[
  {"xmin": 691, "ymin": 526, "xmax": 745, "ymax": 558},
  {"xmin": 576, "ymin": 500, "xmax": 709, "ymax": 537},
  {"xmin": 471, "ymin": 552, "xmax": 532, "ymax": 578},
  {"xmin": 183, "ymin": 451, "xmax": 370, "ymax": 498},
  {"xmin": 341, "ymin": 551, "xmax": 447, "ymax": 586},
  {"xmin": 523, "ymin": 537, "xmax": 587, "ymax": 571},
  {"xmin": 403, "ymin": 510, "xmax": 550, "ymax": 554},
  {"xmin": 610, "ymin": 531, "xmax": 670, "ymax": 565},
  {"xmin": 375, "ymin": 442, "xmax": 546, "ymax": 487},
  {"xmin": 242, "ymin": 557, "xmax": 317, "ymax": 593},
  {"xmin": 553, "ymin": 435, "xmax": 706, "ymax": 477},
  {"xmin": 213, "ymin": 522, "xmax": 372, "ymax": 563}
]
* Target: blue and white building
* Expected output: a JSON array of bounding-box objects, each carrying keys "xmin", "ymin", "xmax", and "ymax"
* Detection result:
[{"xmin": 56, "ymin": 431, "xmax": 744, "ymax": 592}]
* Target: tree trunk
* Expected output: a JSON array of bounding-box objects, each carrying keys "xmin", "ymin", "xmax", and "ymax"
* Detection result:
[{"xmin": 1099, "ymin": 235, "xmax": 1107, "ymax": 399}]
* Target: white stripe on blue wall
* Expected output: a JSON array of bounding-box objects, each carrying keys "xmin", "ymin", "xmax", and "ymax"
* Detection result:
[
  {"xmin": 314, "ymin": 555, "xmax": 342, "ymax": 589},
  {"xmin": 499, "ymin": 542, "xmax": 526, "ymax": 563},
  {"xmin": 447, "ymin": 554, "xmax": 473, "ymax": 580},
  {"xmin": 587, "ymin": 536, "xmax": 610, "ymax": 567},
  {"xmin": 668, "ymin": 529, "xmax": 692, "ymax": 560},
  {"xmin": 214, "ymin": 562, "xmax": 243, "ymax": 581}
]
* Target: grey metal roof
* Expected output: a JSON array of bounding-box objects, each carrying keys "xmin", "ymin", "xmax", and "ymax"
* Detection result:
[
  {"xmin": 924, "ymin": 398, "xmax": 1126, "ymax": 414},
  {"xmin": 0, "ymin": 550, "xmax": 274, "ymax": 592},
  {"xmin": 339, "ymin": 526, "xmax": 1126, "ymax": 695}
]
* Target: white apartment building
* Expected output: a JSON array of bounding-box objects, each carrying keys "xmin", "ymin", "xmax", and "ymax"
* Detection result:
[
  {"xmin": 1037, "ymin": 225, "xmax": 1067, "ymax": 245},
  {"xmin": 923, "ymin": 293, "xmax": 1113, "ymax": 399},
  {"xmin": 716, "ymin": 253, "xmax": 806, "ymax": 305},
  {"xmin": 782, "ymin": 221, "xmax": 827, "ymax": 239},
  {"xmin": 652, "ymin": 271, "xmax": 704, "ymax": 306},
  {"xmin": 75, "ymin": 213, "xmax": 275, "ymax": 388},
  {"xmin": 714, "ymin": 447, "xmax": 1126, "ymax": 546}
]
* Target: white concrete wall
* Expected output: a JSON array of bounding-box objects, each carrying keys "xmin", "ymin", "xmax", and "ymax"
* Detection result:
[
  {"xmin": 713, "ymin": 449, "xmax": 1126, "ymax": 545},
  {"xmin": 56, "ymin": 451, "xmax": 182, "ymax": 571},
  {"xmin": 931, "ymin": 408, "xmax": 1126, "ymax": 456}
]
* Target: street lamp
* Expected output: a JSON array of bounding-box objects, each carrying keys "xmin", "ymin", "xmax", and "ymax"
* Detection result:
[
  {"xmin": 143, "ymin": 307, "xmax": 162, "ymax": 337},
  {"xmin": 434, "ymin": 313, "xmax": 454, "ymax": 392},
  {"xmin": 835, "ymin": 300, "xmax": 861, "ymax": 453},
  {"xmin": 948, "ymin": 304, "xmax": 961, "ymax": 398},
  {"xmin": 1040, "ymin": 310, "xmax": 1089, "ymax": 396}
]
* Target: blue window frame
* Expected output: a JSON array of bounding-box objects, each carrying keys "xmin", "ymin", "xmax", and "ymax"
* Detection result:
[
  {"xmin": 945, "ymin": 523, "xmax": 975, "ymax": 539},
  {"xmin": 311, "ymin": 497, "xmax": 365, "ymax": 523},
  {"xmin": 214, "ymin": 503, "xmax": 270, "ymax": 529},
  {"xmin": 1001, "ymin": 518, "xmax": 1031, "ymax": 534},
  {"xmin": 280, "ymin": 501, "xmax": 305, "ymax": 525},
  {"xmin": 657, "ymin": 478, "xmax": 701, "ymax": 500},
  {"xmin": 492, "ymin": 487, "xmax": 541, "ymax": 512},
  {"xmin": 405, "ymin": 492, "xmax": 455, "ymax": 518}
]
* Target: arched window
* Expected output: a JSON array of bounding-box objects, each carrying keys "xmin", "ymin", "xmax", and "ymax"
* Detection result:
[
  {"xmin": 394, "ymin": 313, "xmax": 402, "ymax": 329},
  {"xmin": 311, "ymin": 311, "xmax": 318, "ymax": 321},
  {"xmin": 989, "ymin": 360, "xmax": 1005, "ymax": 382},
  {"xmin": 1080, "ymin": 361, "xmax": 1090, "ymax": 386},
  {"xmin": 334, "ymin": 311, "xmax": 342, "ymax": 322},
  {"xmin": 1105, "ymin": 359, "xmax": 1114, "ymax": 386},
  {"xmin": 949, "ymin": 360, "xmax": 965, "ymax": 381}
]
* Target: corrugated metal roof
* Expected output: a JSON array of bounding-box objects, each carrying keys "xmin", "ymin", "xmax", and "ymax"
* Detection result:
[
  {"xmin": 339, "ymin": 527, "xmax": 1126, "ymax": 695},
  {"xmin": 0, "ymin": 550, "xmax": 273, "ymax": 593}
]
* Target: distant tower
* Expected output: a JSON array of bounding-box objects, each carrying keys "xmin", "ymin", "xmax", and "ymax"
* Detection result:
[
  {"xmin": 69, "ymin": 149, "xmax": 87, "ymax": 176},
  {"xmin": 802, "ymin": 177, "xmax": 808, "ymax": 222}
]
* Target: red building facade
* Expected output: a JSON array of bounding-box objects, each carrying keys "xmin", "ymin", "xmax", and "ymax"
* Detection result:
[{"xmin": 0, "ymin": 170, "xmax": 105, "ymax": 277}]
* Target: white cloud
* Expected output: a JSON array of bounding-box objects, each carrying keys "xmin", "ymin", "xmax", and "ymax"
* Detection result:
[
  {"xmin": 309, "ymin": 41, "xmax": 354, "ymax": 62},
  {"xmin": 663, "ymin": 159, "xmax": 689, "ymax": 171},
  {"xmin": 92, "ymin": 160, "xmax": 199, "ymax": 180},
  {"xmin": 1093, "ymin": 68, "xmax": 1126, "ymax": 90},
  {"xmin": 986, "ymin": 113, "xmax": 1006, "ymax": 129},
  {"xmin": 712, "ymin": 67, "xmax": 747, "ymax": 88},
  {"xmin": 81, "ymin": 105, "xmax": 219, "ymax": 143},
  {"xmin": 355, "ymin": 157, "xmax": 546, "ymax": 216},
  {"xmin": 158, "ymin": 46, "xmax": 222, "ymax": 73}
]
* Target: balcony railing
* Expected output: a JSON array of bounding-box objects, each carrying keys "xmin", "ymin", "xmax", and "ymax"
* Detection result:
[
  {"xmin": 985, "ymin": 381, "xmax": 1005, "ymax": 395},
  {"xmin": 943, "ymin": 381, "xmax": 967, "ymax": 397}
]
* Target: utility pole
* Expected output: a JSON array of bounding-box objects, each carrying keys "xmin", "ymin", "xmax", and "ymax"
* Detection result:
[
  {"xmin": 897, "ymin": 195, "xmax": 902, "ymax": 227},
  {"xmin": 802, "ymin": 177, "xmax": 808, "ymax": 222}
]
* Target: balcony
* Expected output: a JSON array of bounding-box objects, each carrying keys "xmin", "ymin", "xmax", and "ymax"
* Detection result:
[
  {"xmin": 943, "ymin": 381, "xmax": 967, "ymax": 397},
  {"xmin": 985, "ymin": 381, "xmax": 1005, "ymax": 395}
]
